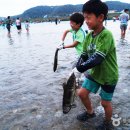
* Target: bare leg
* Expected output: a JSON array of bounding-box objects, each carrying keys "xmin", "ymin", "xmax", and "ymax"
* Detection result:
[
  {"xmin": 121, "ymin": 29, "xmax": 124, "ymax": 39},
  {"xmin": 123, "ymin": 30, "xmax": 126, "ymax": 39},
  {"xmin": 101, "ymin": 100, "xmax": 112, "ymax": 121},
  {"xmin": 77, "ymin": 88, "xmax": 93, "ymax": 114}
]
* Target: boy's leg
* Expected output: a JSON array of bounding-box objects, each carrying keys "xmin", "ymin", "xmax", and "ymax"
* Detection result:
[
  {"xmin": 96, "ymin": 100, "xmax": 114, "ymax": 130},
  {"xmin": 77, "ymin": 88, "xmax": 93, "ymax": 114},
  {"xmin": 77, "ymin": 88, "xmax": 96, "ymax": 122},
  {"xmin": 120, "ymin": 25, "xmax": 124, "ymax": 39},
  {"xmin": 122, "ymin": 28, "xmax": 125, "ymax": 39},
  {"xmin": 121, "ymin": 25, "xmax": 127, "ymax": 39},
  {"xmin": 101, "ymin": 100, "xmax": 112, "ymax": 122},
  {"xmin": 121, "ymin": 29, "xmax": 124, "ymax": 39},
  {"xmin": 76, "ymin": 78, "xmax": 100, "ymax": 122},
  {"xmin": 123, "ymin": 25, "xmax": 127, "ymax": 39},
  {"xmin": 96, "ymin": 85, "xmax": 116, "ymax": 130},
  {"xmin": 99, "ymin": 84, "xmax": 116, "ymax": 120}
]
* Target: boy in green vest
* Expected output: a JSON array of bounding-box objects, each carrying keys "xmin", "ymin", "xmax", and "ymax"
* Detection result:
[
  {"xmin": 58, "ymin": 12, "xmax": 86, "ymax": 85},
  {"xmin": 74, "ymin": 0, "xmax": 118, "ymax": 129},
  {"xmin": 58, "ymin": 12, "xmax": 86, "ymax": 56}
]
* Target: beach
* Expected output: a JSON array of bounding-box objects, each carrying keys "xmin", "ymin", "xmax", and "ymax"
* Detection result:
[{"xmin": 0, "ymin": 20, "xmax": 130, "ymax": 130}]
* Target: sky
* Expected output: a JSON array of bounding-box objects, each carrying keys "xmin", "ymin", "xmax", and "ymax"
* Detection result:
[{"xmin": 0, "ymin": 0, "xmax": 130, "ymax": 17}]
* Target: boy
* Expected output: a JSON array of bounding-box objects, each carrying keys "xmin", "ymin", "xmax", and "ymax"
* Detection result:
[
  {"xmin": 74, "ymin": 0, "xmax": 118, "ymax": 130},
  {"xmin": 58, "ymin": 12, "xmax": 85, "ymax": 56},
  {"xmin": 57, "ymin": 12, "xmax": 86, "ymax": 84},
  {"xmin": 119, "ymin": 9, "xmax": 129, "ymax": 41},
  {"xmin": 5, "ymin": 16, "xmax": 12, "ymax": 35},
  {"xmin": 16, "ymin": 17, "xmax": 22, "ymax": 33},
  {"xmin": 25, "ymin": 20, "xmax": 30, "ymax": 33}
]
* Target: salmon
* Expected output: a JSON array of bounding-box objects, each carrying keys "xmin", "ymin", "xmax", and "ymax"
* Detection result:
[
  {"xmin": 53, "ymin": 48, "xmax": 59, "ymax": 72},
  {"xmin": 62, "ymin": 73, "xmax": 76, "ymax": 114}
]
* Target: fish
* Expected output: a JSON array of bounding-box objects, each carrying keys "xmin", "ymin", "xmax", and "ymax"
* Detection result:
[
  {"xmin": 62, "ymin": 72, "xmax": 77, "ymax": 114},
  {"xmin": 53, "ymin": 48, "xmax": 59, "ymax": 72}
]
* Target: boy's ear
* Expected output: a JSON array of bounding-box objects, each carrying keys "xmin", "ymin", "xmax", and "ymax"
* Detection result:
[{"xmin": 98, "ymin": 14, "xmax": 105, "ymax": 22}]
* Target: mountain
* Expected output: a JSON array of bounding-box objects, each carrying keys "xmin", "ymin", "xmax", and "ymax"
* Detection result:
[
  {"xmin": 106, "ymin": 1, "xmax": 130, "ymax": 11},
  {"xmin": 21, "ymin": 4, "xmax": 82, "ymax": 19},
  {"xmin": 9, "ymin": 1, "xmax": 130, "ymax": 19}
]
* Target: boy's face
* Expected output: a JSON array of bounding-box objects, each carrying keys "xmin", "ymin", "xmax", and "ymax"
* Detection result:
[
  {"xmin": 70, "ymin": 21, "xmax": 80, "ymax": 31},
  {"xmin": 83, "ymin": 12, "xmax": 104, "ymax": 30},
  {"xmin": 125, "ymin": 10, "xmax": 129, "ymax": 14}
]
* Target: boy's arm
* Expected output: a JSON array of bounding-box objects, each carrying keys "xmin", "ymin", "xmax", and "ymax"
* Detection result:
[
  {"xmin": 62, "ymin": 30, "xmax": 70, "ymax": 41},
  {"xmin": 63, "ymin": 29, "xmax": 84, "ymax": 48},
  {"xmin": 58, "ymin": 29, "xmax": 78, "ymax": 49},
  {"xmin": 64, "ymin": 41, "xmax": 79, "ymax": 49},
  {"xmin": 76, "ymin": 53, "xmax": 104, "ymax": 73}
]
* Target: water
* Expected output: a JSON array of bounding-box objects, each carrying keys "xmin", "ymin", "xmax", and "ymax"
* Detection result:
[{"xmin": 0, "ymin": 21, "xmax": 130, "ymax": 130}]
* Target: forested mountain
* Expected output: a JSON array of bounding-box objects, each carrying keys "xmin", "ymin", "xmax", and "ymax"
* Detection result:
[
  {"xmin": 106, "ymin": 1, "xmax": 130, "ymax": 11},
  {"xmin": 21, "ymin": 5, "xmax": 82, "ymax": 18},
  {"xmin": 3, "ymin": 1, "xmax": 130, "ymax": 19}
]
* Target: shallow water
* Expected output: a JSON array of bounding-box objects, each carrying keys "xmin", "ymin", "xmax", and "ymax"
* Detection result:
[{"xmin": 0, "ymin": 20, "xmax": 130, "ymax": 130}]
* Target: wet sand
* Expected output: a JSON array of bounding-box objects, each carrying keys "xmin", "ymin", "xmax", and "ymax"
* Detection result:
[{"xmin": 0, "ymin": 21, "xmax": 130, "ymax": 130}]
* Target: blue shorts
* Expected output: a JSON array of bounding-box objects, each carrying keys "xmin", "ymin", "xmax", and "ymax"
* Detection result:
[
  {"xmin": 120, "ymin": 24, "xmax": 127, "ymax": 31},
  {"xmin": 82, "ymin": 78, "xmax": 116, "ymax": 101}
]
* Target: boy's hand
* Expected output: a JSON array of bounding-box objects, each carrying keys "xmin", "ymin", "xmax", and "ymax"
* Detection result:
[{"xmin": 57, "ymin": 43, "xmax": 65, "ymax": 50}]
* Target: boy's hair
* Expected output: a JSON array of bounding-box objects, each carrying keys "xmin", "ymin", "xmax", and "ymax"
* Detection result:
[
  {"xmin": 70, "ymin": 13, "xmax": 84, "ymax": 27},
  {"xmin": 82, "ymin": 0, "xmax": 108, "ymax": 21},
  {"xmin": 124, "ymin": 9, "xmax": 129, "ymax": 12},
  {"xmin": 7, "ymin": 16, "xmax": 10, "ymax": 19}
]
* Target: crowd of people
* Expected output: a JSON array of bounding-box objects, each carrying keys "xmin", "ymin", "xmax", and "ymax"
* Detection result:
[{"xmin": 1, "ymin": 16, "xmax": 30, "ymax": 35}]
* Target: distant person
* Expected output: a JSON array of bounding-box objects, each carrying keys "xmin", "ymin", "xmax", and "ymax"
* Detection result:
[
  {"xmin": 25, "ymin": 20, "xmax": 30, "ymax": 33},
  {"xmin": 55, "ymin": 18, "xmax": 58, "ymax": 25},
  {"xmin": 16, "ymin": 17, "xmax": 22, "ymax": 33},
  {"xmin": 112, "ymin": 17, "xmax": 116, "ymax": 22},
  {"xmin": 5, "ymin": 16, "xmax": 12, "ymax": 35},
  {"xmin": 57, "ymin": 12, "xmax": 86, "ymax": 85},
  {"xmin": 2, "ymin": 21, "xmax": 5, "ymax": 29},
  {"xmin": 119, "ymin": 9, "xmax": 129, "ymax": 40},
  {"xmin": 73, "ymin": 0, "xmax": 118, "ymax": 130},
  {"xmin": 58, "ymin": 19, "xmax": 61, "ymax": 23}
]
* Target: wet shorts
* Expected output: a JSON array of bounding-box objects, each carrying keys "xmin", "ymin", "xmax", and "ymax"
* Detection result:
[
  {"xmin": 16, "ymin": 25, "xmax": 21, "ymax": 30},
  {"xmin": 120, "ymin": 24, "xmax": 127, "ymax": 31},
  {"xmin": 6, "ymin": 27, "xmax": 10, "ymax": 32},
  {"xmin": 82, "ymin": 78, "xmax": 116, "ymax": 101}
]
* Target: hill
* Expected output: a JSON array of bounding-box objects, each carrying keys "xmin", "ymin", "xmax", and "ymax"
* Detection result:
[
  {"xmin": 19, "ymin": 1, "xmax": 130, "ymax": 19},
  {"xmin": 20, "ymin": 5, "xmax": 82, "ymax": 19}
]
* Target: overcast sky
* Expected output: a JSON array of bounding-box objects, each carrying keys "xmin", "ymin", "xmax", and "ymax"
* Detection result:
[{"xmin": 0, "ymin": 0, "xmax": 130, "ymax": 17}]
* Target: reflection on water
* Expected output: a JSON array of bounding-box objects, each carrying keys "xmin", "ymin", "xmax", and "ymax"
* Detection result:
[
  {"xmin": 26, "ymin": 32, "xmax": 30, "ymax": 39},
  {"xmin": 7, "ymin": 34, "xmax": 14, "ymax": 45}
]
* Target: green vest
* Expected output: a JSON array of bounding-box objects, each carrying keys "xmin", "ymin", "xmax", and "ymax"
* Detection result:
[
  {"xmin": 70, "ymin": 28, "xmax": 86, "ymax": 56},
  {"xmin": 83, "ymin": 29, "xmax": 118, "ymax": 85}
]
